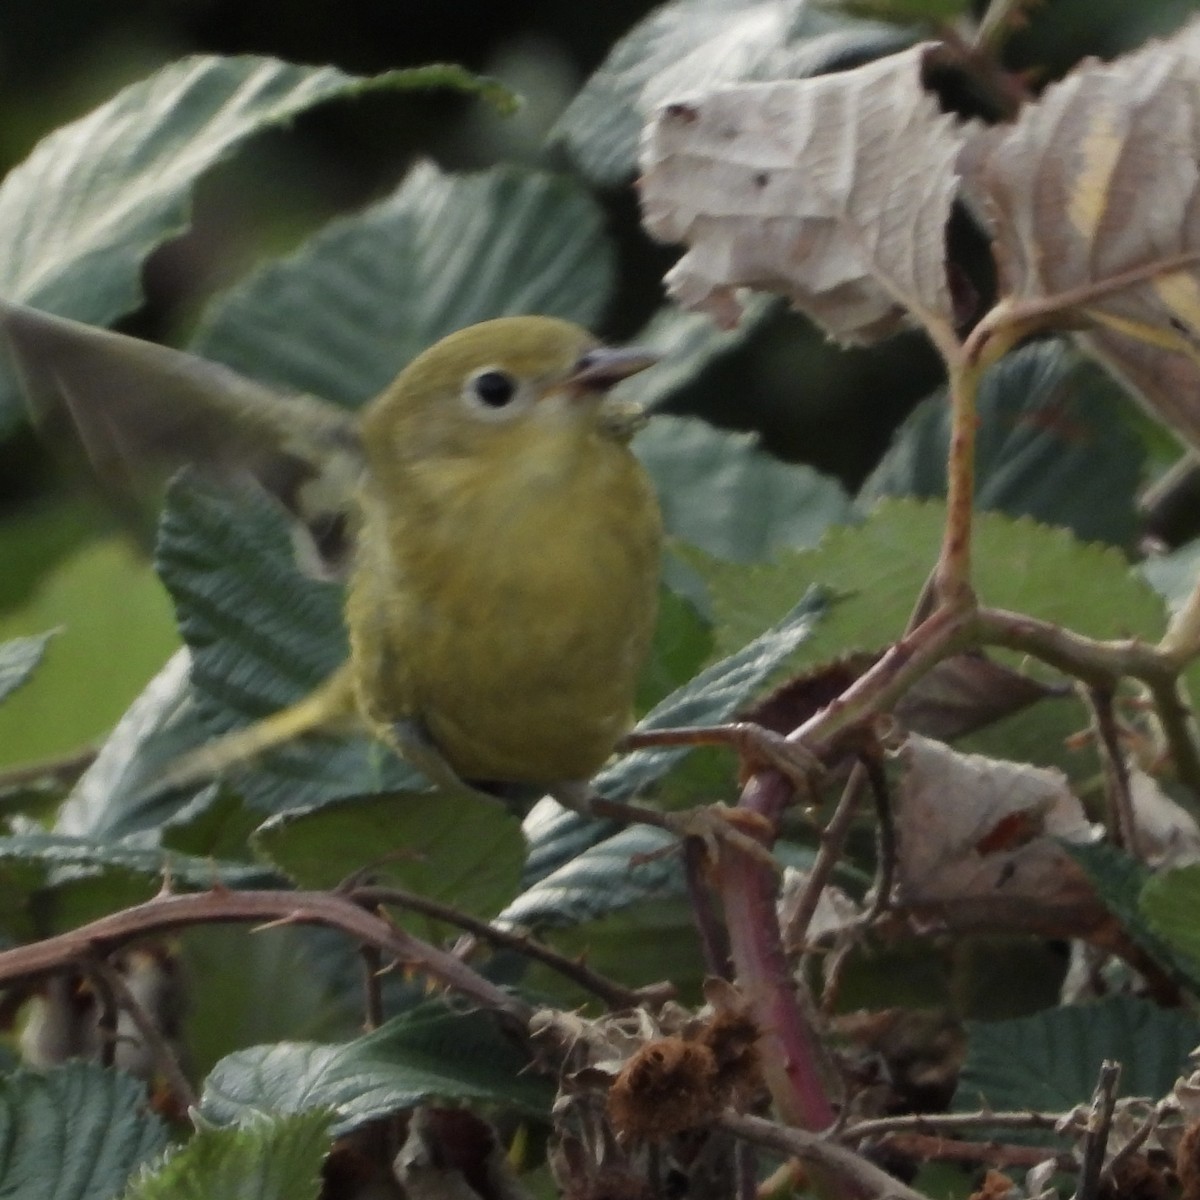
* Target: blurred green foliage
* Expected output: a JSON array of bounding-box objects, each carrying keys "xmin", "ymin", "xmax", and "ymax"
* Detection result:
[{"xmin": 2, "ymin": 4, "xmax": 1200, "ymax": 1194}]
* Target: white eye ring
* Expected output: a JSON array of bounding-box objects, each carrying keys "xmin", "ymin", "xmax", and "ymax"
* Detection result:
[{"xmin": 461, "ymin": 367, "xmax": 533, "ymax": 421}]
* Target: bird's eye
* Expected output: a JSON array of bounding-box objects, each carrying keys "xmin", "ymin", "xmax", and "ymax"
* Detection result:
[{"xmin": 471, "ymin": 370, "xmax": 517, "ymax": 408}]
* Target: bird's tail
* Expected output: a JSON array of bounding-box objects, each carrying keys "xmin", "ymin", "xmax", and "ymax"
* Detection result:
[{"xmin": 156, "ymin": 665, "xmax": 360, "ymax": 792}]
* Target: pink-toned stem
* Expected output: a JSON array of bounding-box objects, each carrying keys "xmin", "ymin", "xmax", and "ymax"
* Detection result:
[
  {"xmin": 934, "ymin": 361, "xmax": 979, "ymax": 609},
  {"xmin": 0, "ymin": 888, "xmax": 532, "ymax": 1030},
  {"xmin": 719, "ymin": 775, "xmax": 837, "ymax": 1133}
]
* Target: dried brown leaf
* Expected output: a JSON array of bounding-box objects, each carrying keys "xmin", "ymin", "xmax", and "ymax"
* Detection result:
[
  {"xmin": 893, "ymin": 651, "xmax": 1064, "ymax": 743},
  {"xmin": 745, "ymin": 649, "xmax": 1060, "ymax": 747},
  {"xmin": 639, "ymin": 43, "xmax": 965, "ymax": 346},
  {"xmin": 960, "ymin": 17, "xmax": 1200, "ymax": 446}
]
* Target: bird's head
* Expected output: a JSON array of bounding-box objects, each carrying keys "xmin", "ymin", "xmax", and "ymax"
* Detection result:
[{"xmin": 360, "ymin": 316, "xmax": 658, "ymax": 474}]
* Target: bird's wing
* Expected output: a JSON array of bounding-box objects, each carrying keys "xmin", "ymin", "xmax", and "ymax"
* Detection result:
[{"xmin": 0, "ymin": 299, "xmax": 366, "ymax": 577}]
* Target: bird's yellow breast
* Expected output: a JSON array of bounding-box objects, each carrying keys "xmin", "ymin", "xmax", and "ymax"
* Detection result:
[{"xmin": 346, "ymin": 422, "xmax": 661, "ymax": 783}]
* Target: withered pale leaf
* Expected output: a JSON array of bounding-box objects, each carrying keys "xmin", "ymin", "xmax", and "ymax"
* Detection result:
[
  {"xmin": 554, "ymin": 0, "xmax": 910, "ymax": 184},
  {"xmin": 1127, "ymin": 766, "xmax": 1200, "ymax": 870},
  {"xmin": 777, "ymin": 865, "xmax": 862, "ymax": 945},
  {"xmin": 893, "ymin": 734, "xmax": 1095, "ymax": 913},
  {"xmin": 639, "ymin": 43, "xmax": 965, "ymax": 345},
  {"xmin": 960, "ymin": 17, "xmax": 1200, "ymax": 447}
]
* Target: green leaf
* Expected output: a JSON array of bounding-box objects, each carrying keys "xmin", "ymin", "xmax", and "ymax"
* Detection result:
[
  {"xmin": 691, "ymin": 501, "xmax": 1170, "ymax": 778},
  {"xmin": 252, "ymin": 790, "xmax": 524, "ymax": 918},
  {"xmin": 699, "ymin": 500, "xmax": 1169, "ymax": 663},
  {"xmin": 198, "ymin": 1003, "xmax": 552, "ymax": 1135},
  {"xmin": 0, "ymin": 848, "xmax": 42, "ymax": 943},
  {"xmin": 1005, "ymin": 0, "xmax": 1199, "ymax": 83},
  {"xmin": 1140, "ymin": 863, "xmax": 1200, "ymax": 981},
  {"xmin": 636, "ymin": 416, "xmax": 851, "ymax": 564},
  {"xmin": 182, "ymin": 926, "xmax": 358, "ymax": 1083},
  {"xmin": 554, "ymin": 0, "xmax": 910, "ymax": 183},
  {"xmin": 504, "ymin": 824, "xmax": 681, "ymax": 929},
  {"xmin": 0, "ymin": 824, "xmax": 280, "ymax": 936},
  {"xmin": 161, "ymin": 788, "xmax": 268, "ymax": 864},
  {"xmin": 0, "ymin": 831, "xmax": 278, "ymax": 890},
  {"xmin": 505, "ymin": 820, "xmax": 821, "ymax": 931},
  {"xmin": 0, "ymin": 1063, "xmax": 167, "ymax": 1200},
  {"xmin": 0, "ymin": 57, "xmax": 510, "ymax": 435},
  {"xmin": 155, "ymin": 473, "xmax": 420, "ymax": 814},
  {"xmin": 52, "ymin": 652, "xmax": 214, "ymax": 840},
  {"xmin": 596, "ymin": 587, "xmax": 826, "ymax": 803},
  {"xmin": 857, "ymin": 340, "xmax": 1146, "ymax": 547},
  {"xmin": 190, "ymin": 161, "xmax": 614, "ymax": 407},
  {"xmin": 0, "ymin": 630, "xmax": 55, "ymax": 704},
  {"xmin": 636, "ymin": 585, "xmax": 714, "ymax": 711},
  {"xmin": 954, "ymin": 995, "xmax": 1200, "ymax": 1115},
  {"xmin": 122, "ymin": 1109, "xmax": 332, "ymax": 1200},
  {"xmin": 529, "ymin": 897, "xmax": 709, "ymax": 1005},
  {"xmin": 0, "ymin": 503, "xmax": 179, "ymax": 771},
  {"xmin": 1066, "ymin": 841, "xmax": 1200, "ymax": 993}
]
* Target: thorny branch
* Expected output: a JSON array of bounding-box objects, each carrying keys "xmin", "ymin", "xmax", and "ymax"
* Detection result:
[
  {"xmin": 1084, "ymin": 686, "xmax": 1139, "ymax": 857},
  {"xmin": 349, "ymin": 884, "xmax": 670, "ymax": 1010},
  {"xmin": 1074, "ymin": 1061, "xmax": 1122, "ymax": 1200},
  {"xmin": 859, "ymin": 752, "xmax": 895, "ymax": 923},
  {"xmin": 0, "ymin": 889, "xmax": 534, "ymax": 1032},
  {"xmin": 359, "ymin": 944, "xmax": 385, "ymax": 1031},
  {"xmin": 841, "ymin": 1109, "xmax": 1071, "ymax": 1141},
  {"xmin": 782, "ymin": 763, "xmax": 868, "ymax": 950},
  {"xmin": 663, "ymin": 523, "xmax": 1200, "ymax": 1175},
  {"xmin": 721, "ymin": 1111, "xmax": 930, "ymax": 1200},
  {"xmin": 878, "ymin": 1133, "xmax": 1077, "ymax": 1173}
]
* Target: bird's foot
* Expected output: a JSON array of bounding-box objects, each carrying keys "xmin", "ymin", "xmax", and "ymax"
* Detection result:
[
  {"xmin": 621, "ymin": 721, "xmax": 825, "ymax": 799},
  {"xmin": 549, "ymin": 783, "xmax": 780, "ymax": 873},
  {"xmin": 660, "ymin": 803, "xmax": 780, "ymax": 872}
]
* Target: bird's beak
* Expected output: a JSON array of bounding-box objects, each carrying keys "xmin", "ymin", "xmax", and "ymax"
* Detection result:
[{"xmin": 569, "ymin": 346, "xmax": 660, "ymax": 391}]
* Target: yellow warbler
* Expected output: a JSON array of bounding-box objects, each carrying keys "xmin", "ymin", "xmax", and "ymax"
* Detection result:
[{"xmin": 0, "ymin": 305, "xmax": 662, "ymax": 791}]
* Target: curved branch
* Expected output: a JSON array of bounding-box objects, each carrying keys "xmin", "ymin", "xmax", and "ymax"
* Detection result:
[
  {"xmin": 350, "ymin": 884, "xmax": 669, "ymax": 1011},
  {"xmin": 0, "ymin": 888, "xmax": 533, "ymax": 1032},
  {"xmin": 721, "ymin": 1111, "xmax": 928, "ymax": 1200}
]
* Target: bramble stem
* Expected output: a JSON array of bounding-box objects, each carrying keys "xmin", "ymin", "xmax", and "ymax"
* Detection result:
[
  {"xmin": 781, "ymin": 765, "xmax": 867, "ymax": 949},
  {"xmin": 722, "ymin": 1112, "xmax": 928, "ymax": 1200},
  {"xmin": 1074, "ymin": 1061, "xmax": 1121, "ymax": 1200},
  {"xmin": 351, "ymin": 884, "xmax": 664, "ymax": 1010},
  {"xmin": 0, "ymin": 888, "xmax": 533, "ymax": 1032},
  {"xmin": 934, "ymin": 359, "xmax": 981, "ymax": 609},
  {"xmin": 1084, "ymin": 686, "xmax": 1139, "ymax": 856},
  {"xmin": 792, "ymin": 603, "xmax": 976, "ymax": 759},
  {"xmin": 977, "ymin": 607, "xmax": 1200, "ymax": 797},
  {"xmin": 715, "ymin": 772, "xmax": 846, "ymax": 1199}
]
